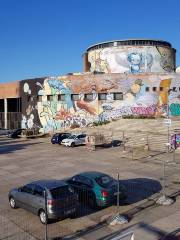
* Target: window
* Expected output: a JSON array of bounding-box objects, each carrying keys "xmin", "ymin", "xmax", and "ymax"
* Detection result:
[
  {"xmin": 34, "ymin": 185, "xmax": 44, "ymax": 197},
  {"xmin": 47, "ymin": 95, "xmax": 53, "ymax": 101},
  {"xmin": 58, "ymin": 94, "xmax": 65, "ymax": 101},
  {"xmin": 173, "ymin": 87, "xmax": 176, "ymax": 92},
  {"xmin": 145, "ymin": 87, "xmax": 150, "ymax": 92},
  {"xmin": 153, "ymin": 87, "xmax": 157, "ymax": 92},
  {"xmin": 98, "ymin": 93, "xmax": 107, "ymax": 100},
  {"xmin": 160, "ymin": 87, "xmax": 163, "ymax": 91},
  {"xmin": 84, "ymin": 94, "xmax": 93, "ymax": 101},
  {"xmin": 114, "ymin": 93, "xmax": 123, "ymax": 100},
  {"xmin": 71, "ymin": 94, "xmax": 79, "ymax": 101},
  {"xmin": 21, "ymin": 184, "xmax": 34, "ymax": 194},
  {"xmin": 37, "ymin": 95, "xmax": 42, "ymax": 102}
]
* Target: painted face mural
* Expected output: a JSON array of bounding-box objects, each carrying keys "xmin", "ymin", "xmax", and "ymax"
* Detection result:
[{"xmin": 88, "ymin": 46, "xmax": 174, "ymax": 73}]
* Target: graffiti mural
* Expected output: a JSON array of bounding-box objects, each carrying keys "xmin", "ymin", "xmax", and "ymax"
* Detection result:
[
  {"xmin": 20, "ymin": 73, "xmax": 180, "ymax": 133},
  {"xmin": 88, "ymin": 46, "xmax": 175, "ymax": 73}
]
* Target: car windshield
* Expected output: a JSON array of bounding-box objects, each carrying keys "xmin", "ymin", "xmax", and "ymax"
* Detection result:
[
  {"xmin": 53, "ymin": 133, "xmax": 60, "ymax": 137},
  {"xmin": 95, "ymin": 175, "xmax": 115, "ymax": 188},
  {"xmin": 50, "ymin": 186, "xmax": 74, "ymax": 199},
  {"xmin": 67, "ymin": 135, "xmax": 77, "ymax": 139}
]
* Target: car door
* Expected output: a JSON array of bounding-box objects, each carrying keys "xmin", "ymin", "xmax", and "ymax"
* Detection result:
[
  {"xmin": 76, "ymin": 135, "xmax": 85, "ymax": 145},
  {"xmin": 31, "ymin": 185, "xmax": 45, "ymax": 214},
  {"xmin": 17, "ymin": 184, "xmax": 35, "ymax": 211}
]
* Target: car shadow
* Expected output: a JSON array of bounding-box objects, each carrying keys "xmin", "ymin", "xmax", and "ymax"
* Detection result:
[
  {"xmin": 95, "ymin": 140, "xmax": 122, "ymax": 149},
  {"xmin": 120, "ymin": 178, "xmax": 162, "ymax": 205},
  {"xmin": 0, "ymin": 142, "xmax": 43, "ymax": 154},
  {"xmin": 50, "ymin": 177, "xmax": 162, "ymax": 225}
]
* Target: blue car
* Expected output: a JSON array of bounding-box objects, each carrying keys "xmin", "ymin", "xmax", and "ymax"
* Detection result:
[{"xmin": 51, "ymin": 133, "xmax": 71, "ymax": 144}]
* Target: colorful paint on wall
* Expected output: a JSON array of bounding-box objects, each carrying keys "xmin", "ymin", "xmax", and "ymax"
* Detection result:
[
  {"xmin": 20, "ymin": 74, "xmax": 180, "ymax": 133},
  {"xmin": 88, "ymin": 46, "xmax": 175, "ymax": 74}
]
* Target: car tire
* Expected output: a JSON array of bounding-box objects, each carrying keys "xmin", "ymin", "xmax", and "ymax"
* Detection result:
[
  {"xmin": 39, "ymin": 210, "xmax": 48, "ymax": 224},
  {"xmin": 9, "ymin": 197, "xmax": 18, "ymax": 209},
  {"xmin": 71, "ymin": 142, "xmax": 75, "ymax": 147}
]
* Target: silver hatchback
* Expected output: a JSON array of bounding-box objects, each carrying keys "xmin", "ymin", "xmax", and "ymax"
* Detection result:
[{"xmin": 8, "ymin": 180, "xmax": 78, "ymax": 224}]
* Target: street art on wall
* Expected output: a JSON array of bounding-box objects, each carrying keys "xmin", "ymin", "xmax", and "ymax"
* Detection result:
[
  {"xmin": 88, "ymin": 46, "xmax": 175, "ymax": 74},
  {"xmin": 21, "ymin": 73, "xmax": 180, "ymax": 133}
]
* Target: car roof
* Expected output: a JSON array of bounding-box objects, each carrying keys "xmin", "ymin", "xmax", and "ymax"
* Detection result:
[
  {"xmin": 75, "ymin": 171, "xmax": 109, "ymax": 179},
  {"xmin": 29, "ymin": 179, "xmax": 68, "ymax": 189}
]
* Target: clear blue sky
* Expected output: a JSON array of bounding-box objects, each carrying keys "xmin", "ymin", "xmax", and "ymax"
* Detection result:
[{"xmin": 0, "ymin": 0, "xmax": 180, "ymax": 82}]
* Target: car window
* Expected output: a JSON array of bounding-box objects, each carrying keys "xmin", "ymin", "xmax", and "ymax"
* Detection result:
[
  {"xmin": 21, "ymin": 184, "xmax": 34, "ymax": 194},
  {"xmin": 50, "ymin": 186, "xmax": 74, "ymax": 199},
  {"xmin": 73, "ymin": 175, "xmax": 93, "ymax": 187},
  {"xmin": 95, "ymin": 175, "xmax": 114, "ymax": 188},
  {"xmin": 77, "ymin": 135, "xmax": 83, "ymax": 139},
  {"xmin": 34, "ymin": 185, "xmax": 44, "ymax": 197}
]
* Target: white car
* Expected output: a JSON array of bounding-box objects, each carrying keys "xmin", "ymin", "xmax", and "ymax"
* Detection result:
[{"xmin": 61, "ymin": 134, "xmax": 87, "ymax": 147}]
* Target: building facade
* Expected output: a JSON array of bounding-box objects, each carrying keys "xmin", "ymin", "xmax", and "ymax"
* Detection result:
[{"xmin": 0, "ymin": 39, "xmax": 180, "ymax": 133}]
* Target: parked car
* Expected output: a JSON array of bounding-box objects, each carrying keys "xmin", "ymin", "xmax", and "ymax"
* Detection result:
[
  {"xmin": 7, "ymin": 129, "xmax": 24, "ymax": 138},
  {"xmin": 67, "ymin": 171, "xmax": 126, "ymax": 208},
  {"xmin": 8, "ymin": 179, "xmax": 78, "ymax": 224},
  {"xmin": 61, "ymin": 133, "xmax": 87, "ymax": 147},
  {"xmin": 51, "ymin": 132, "xmax": 71, "ymax": 144}
]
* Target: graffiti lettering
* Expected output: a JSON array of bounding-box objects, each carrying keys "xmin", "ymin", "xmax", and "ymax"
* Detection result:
[{"xmin": 131, "ymin": 106, "xmax": 156, "ymax": 115}]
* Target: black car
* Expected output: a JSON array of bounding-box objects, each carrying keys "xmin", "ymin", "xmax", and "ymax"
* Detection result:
[
  {"xmin": 8, "ymin": 179, "xmax": 78, "ymax": 224},
  {"xmin": 67, "ymin": 171, "xmax": 126, "ymax": 208},
  {"xmin": 8, "ymin": 129, "xmax": 24, "ymax": 138},
  {"xmin": 51, "ymin": 132, "xmax": 71, "ymax": 144}
]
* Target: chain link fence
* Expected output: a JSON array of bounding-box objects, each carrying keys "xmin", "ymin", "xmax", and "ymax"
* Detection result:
[{"xmin": 0, "ymin": 128, "xmax": 180, "ymax": 240}]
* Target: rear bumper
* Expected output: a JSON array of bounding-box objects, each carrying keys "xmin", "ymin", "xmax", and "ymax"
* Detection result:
[
  {"xmin": 96, "ymin": 193, "xmax": 127, "ymax": 207},
  {"xmin": 48, "ymin": 207, "xmax": 76, "ymax": 219}
]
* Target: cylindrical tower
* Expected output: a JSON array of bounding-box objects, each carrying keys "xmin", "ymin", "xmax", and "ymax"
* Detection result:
[{"xmin": 85, "ymin": 39, "xmax": 176, "ymax": 74}]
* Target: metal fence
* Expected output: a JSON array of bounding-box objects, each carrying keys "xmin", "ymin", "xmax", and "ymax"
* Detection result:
[{"xmin": 0, "ymin": 129, "xmax": 180, "ymax": 240}]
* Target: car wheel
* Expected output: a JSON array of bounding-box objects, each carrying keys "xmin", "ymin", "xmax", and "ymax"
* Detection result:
[
  {"xmin": 9, "ymin": 197, "xmax": 17, "ymax": 209},
  {"xmin": 71, "ymin": 142, "xmax": 75, "ymax": 147},
  {"xmin": 39, "ymin": 210, "xmax": 48, "ymax": 224}
]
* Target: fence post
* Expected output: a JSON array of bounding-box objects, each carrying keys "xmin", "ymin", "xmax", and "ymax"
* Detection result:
[
  {"xmin": 44, "ymin": 190, "xmax": 48, "ymax": 240},
  {"xmin": 123, "ymin": 131, "xmax": 126, "ymax": 151},
  {"xmin": 117, "ymin": 173, "xmax": 120, "ymax": 214},
  {"xmin": 132, "ymin": 146, "xmax": 134, "ymax": 160}
]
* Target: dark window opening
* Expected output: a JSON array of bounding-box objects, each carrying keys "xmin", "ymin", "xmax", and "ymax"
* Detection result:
[
  {"xmin": 153, "ymin": 87, "xmax": 157, "ymax": 92},
  {"xmin": 145, "ymin": 87, "xmax": 150, "ymax": 92},
  {"xmin": 98, "ymin": 93, "xmax": 107, "ymax": 100},
  {"xmin": 173, "ymin": 87, "xmax": 176, "ymax": 92},
  {"xmin": 84, "ymin": 94, "xmax": 93, "ymax": 101},
  {"xmin": 114, "ymin": 93, "xmax": 123, "ymax": 100},
  {"xmin": 7, "ymin": 98, "xmax": 21, "ymax": 112},
  {"xmin": 37, "ymin": 96, "xmax": 42, "ymax": 102},
  {"xmin": 47, "ymin": 95, "xmax": 53, "ymax": 101},
  {"xmin": 160, "ymin": 87, "xmax": 163, "ymax": 91},
  {"xmin": 0, "ymin": 99, "xmax": 4, "ymax": 112},
  {"xmin": 58, "ymin": 94, "xmax": 65, "ymax": 101},
  {"xmin": 71, "ymin": 94, "xmax": 79, "ymax": 101}
]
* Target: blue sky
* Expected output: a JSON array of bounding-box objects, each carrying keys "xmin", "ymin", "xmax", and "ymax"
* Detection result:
[{"xmin": 0, "ymin": 0, "xmax": 180, "ymax": 82}]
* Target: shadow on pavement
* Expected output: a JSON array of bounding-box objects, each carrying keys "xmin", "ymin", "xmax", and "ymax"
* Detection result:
[
  {"xmin": 0, "ymin": 142, "xmax": 43, "ymax": 154},
  {"xmin": 121, "ymin": 178, "xmax": 162, "ymax": 205}
]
